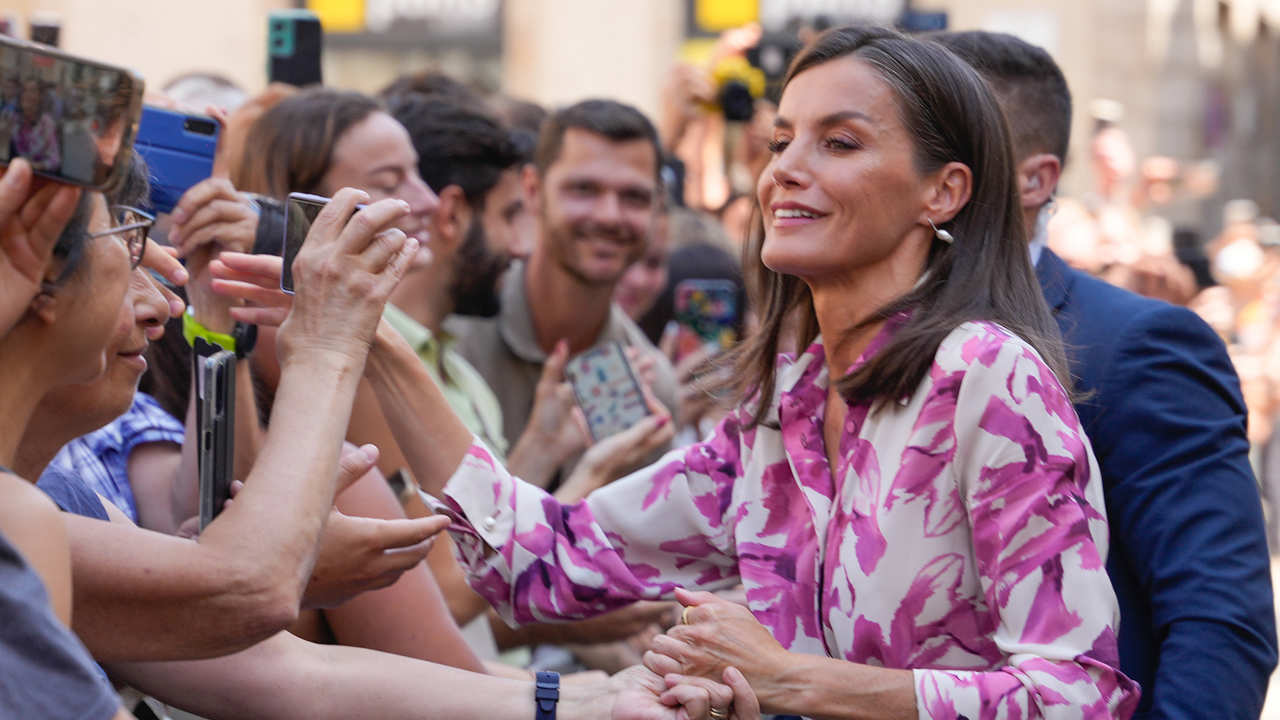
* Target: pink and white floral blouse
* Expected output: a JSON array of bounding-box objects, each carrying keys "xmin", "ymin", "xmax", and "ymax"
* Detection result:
[{"xmin": 435, "ymin": 318, "xmax": 1140, "ymax": 718}]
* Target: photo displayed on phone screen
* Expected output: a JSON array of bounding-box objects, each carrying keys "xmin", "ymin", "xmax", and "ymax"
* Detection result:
[
  {"xmin": 565, "ymin": 342, "xmax": 650, "ymax": 442},
  {"xmin": 280, "ymin": 193, "xmax": 330, "ymax": 293},
  {"xmin": 0, "ymin": 34, "xmax": 145, "ymax": 190}
]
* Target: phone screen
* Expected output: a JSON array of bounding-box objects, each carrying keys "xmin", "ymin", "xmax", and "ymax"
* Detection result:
[
  {"xmin": 673, "ymin": 279, "xmax": 738, "ymax": 360},
  {"xmin": 565, "ymin": 342, "xmax": 650, "ymax": 442},
  {"xmin": 280, "ymin": 193, "xmax": 329, "ymax": 294},
  {"xmin": 0, "ymin": 35, "xmax": 144, "ymax": 190}
]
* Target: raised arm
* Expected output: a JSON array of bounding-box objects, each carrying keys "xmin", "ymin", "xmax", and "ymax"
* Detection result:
[{"xmin": 67, "ymin": 190, "xmax": 422, "ymax": 661}]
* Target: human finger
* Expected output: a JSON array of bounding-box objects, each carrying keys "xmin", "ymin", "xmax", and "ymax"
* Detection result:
[
  {"xmin": 643, "ymin": 649, "xmax": 683, "ymax": 677},
  {"xmin": 174, "ymin": 200, "xmax": 256, "ymax": 255},
  {"xmin": 649, "ymin": 634, "xmax": 692, "ymax": 667},
  {"xmin": 210, "ymin": 276, "xmax": 291, "ymax": 310},
  {"xmin": 169, "ymin": 176, "xmax": 240, "ymax": 230},
  {"xmin": 303, "ymin": 187, "xmax": 371, "ymax": 256},
  {"xmin": 721, "ymin": 668, "xmax": 760, "ymax": 720},
  {"xmin": 179, "ymin": 220, "xmax": 251, "ymax": 260},
  {"xmin": 539, "ymin": 339, "xmax": 570, "ymax": 390},
  {"xmin": 228, "ymin": 304, "xmax": 289, "ymax": 327},
  {"xmin": 0, "ymin": 158, "xmax": 34, "ymax": 219},
  {"xmin": 333, "ymin": 195, "xmax": 408, "ymax": 256},
  {"xmin": 370, "ymin": 234, "xmax": 419, "ymax": 293},
  {"xmin": 25, "ymin": 183, "xmax": 82, "ymax": 251},
  {"xmin": 661, "ymin": 675, "xmax": 734, "ymax": 720},
  {"xmin": 659, "ymin": 321, "xmax": 680, "ymax": 361},
  {"xmin": 211, "ymin": 251, "xmax": 282, "ymax": 282},
  {"xmin": 657, "ymin": 682, "xmax": 713, "ymax": 720},
  {"xmin": 373, "ymin": 514, "xmax": 450, "ymax": 553},
  {"xmin": 9, "ymin": 183, "xmax": 79, "ymax": 281},
  {"xmin": 357, "ymin": 227, "xmax": 408, "ymax": 273},
  {"xmin": 140, "ymin": 239, "xmax": 190, "ymax": 287},
  {"xmin": 674, "ymin": 587, "xmax": 722, "ymax": 613},
  {"xmin": 336, "ymin": 444, "xmax": 380, "ymax": 494}
]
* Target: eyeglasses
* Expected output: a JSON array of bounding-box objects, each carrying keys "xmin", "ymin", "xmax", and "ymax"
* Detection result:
[{"xmin": 90, "ymin": 205, "xmax": 153, "ymax": 270}]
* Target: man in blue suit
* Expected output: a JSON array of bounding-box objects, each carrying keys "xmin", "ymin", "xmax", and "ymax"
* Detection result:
[{"xmin": 935, "ymin": 31, "xmax": 1277, "ymax": 719}]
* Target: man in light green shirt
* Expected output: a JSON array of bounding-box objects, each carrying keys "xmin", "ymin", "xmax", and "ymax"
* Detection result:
[{"xmin": 382, "ymin": 303, "xmax": 509, "ymax": 458}]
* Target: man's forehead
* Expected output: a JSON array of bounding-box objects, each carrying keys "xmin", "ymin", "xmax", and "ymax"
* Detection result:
[{"xmin": 549, "ymin": 127, "xmax": 657, "ymax": 184}]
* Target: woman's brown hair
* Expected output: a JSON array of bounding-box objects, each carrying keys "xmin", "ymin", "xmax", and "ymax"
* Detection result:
[
  {"xmin": 233, "ymin": 87, "xmax": 381, "ymax": 197},
  {"xmin": 728, "ymin": 25, "xmax": 1071, "ymax": 427}
]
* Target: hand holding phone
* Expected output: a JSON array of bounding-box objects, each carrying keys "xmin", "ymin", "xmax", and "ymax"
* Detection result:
[
  {"xmin": 565, "ymin": 342, "xmax": 652, "ymax": 442},
  {"xmin": 0, "ymin": 34, "xmax": 144, "ymax": 191}
]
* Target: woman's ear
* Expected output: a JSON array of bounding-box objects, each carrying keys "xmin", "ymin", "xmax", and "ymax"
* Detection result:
[{"xmin": 920, "ymin": 161, "xmax": 973, "ymax": 225}]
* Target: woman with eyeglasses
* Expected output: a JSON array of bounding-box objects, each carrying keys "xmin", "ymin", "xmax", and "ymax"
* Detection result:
[{"xmin": 1, "ymin": 148, "xmax": 438, "ymax": 666}]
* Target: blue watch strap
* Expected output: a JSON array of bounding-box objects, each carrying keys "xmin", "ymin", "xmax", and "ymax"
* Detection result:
[{"xmin": 535, "ymin": 670, "xmax": 560, "ymax": 720}]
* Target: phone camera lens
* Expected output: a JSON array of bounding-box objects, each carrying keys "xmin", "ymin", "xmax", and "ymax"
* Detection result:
[{"xmin": 183, "ymin": 118, "xmax": 217, "ymax": 136}]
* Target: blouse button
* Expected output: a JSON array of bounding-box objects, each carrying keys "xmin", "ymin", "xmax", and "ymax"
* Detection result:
[{"xmin": 482, "ymin": 513, "xmax": 499, "ymax": 531}]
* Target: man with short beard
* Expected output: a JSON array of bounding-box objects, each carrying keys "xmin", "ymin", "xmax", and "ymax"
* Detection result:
[
  {"xmin": 371, "ymin": 96, "xmax": 532, "ymax": 459},
  {"xmin": 451, "ymin": 99, "xmax": 678, "ymax": 484}
]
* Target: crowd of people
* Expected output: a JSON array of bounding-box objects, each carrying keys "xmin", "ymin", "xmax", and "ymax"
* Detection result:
[{"xmin": 1, "ymin": 19, "xmax": 1277, "ymax": 720}]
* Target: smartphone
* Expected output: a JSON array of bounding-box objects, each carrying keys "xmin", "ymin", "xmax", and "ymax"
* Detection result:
[
  {"xmin": 673, "ymin": 278, "xmax": 738, "ymax": 359},
  {"xmin": 281, "ymin": 192, "xmax": 327, "ymax": 294},
  {"xmin": 0, "ymin": 34, "xmax": 145, "ymax": 191},
  {"xmin": 565, "ymin": 342, "xmax": 651, "ymax": 442},
  {"xmin": 267, "ymin": 10, "xmax": 323, "ymax": 87},
  {"xmin": 281, "ymin": 192, "xmax": 364, "ymax": 294},
  {"xmin": 133, "ymin": 105, "xmax": 219, "ymax": 215},
  {"xmin": 193, "ymin": 337, "xmax": 236, "ymax": 530}
]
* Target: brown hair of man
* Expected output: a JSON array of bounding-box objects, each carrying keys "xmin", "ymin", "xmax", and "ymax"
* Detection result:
[{"xmin": 533, "ymin": 99, "xmax": 662, "ymax": 181}]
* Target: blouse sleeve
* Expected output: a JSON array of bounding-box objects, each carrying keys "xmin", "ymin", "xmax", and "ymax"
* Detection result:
[
  {"xmin": 913, "ymin": 336, "xmax": 1140, "ymax": 718},
  {"xmin": 432, "ymin": 410, "xmax": 750, "ymax": 627}
]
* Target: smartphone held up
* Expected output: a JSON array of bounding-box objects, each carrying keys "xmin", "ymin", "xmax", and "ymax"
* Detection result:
[{"xmin": 0, "ymin": 34, "xmax": 144, "ymax": 192}]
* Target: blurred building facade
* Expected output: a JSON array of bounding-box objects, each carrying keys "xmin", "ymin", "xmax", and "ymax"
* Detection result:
[{"xmin": 4, "ymin": 0, "xmax": 1275, "ymax": 232}]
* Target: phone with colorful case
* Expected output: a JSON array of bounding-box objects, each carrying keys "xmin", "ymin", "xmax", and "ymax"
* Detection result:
[
  {"xmin": 565, "ymin": 342, "xmax": 650, "ymax": 442},
  {"xmin": 672, "ymin": 278, "xmax": 738, "ymax": 360}
]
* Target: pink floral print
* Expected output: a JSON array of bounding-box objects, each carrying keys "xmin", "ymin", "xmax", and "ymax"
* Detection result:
[{"xmin": 434, "ymin": 319, "xmax": 1139, "ymax": 718}]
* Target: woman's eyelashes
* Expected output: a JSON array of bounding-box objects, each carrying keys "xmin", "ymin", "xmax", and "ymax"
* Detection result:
[{"xmin": 766, "ymin": 135, "xmax": 862, "ymax": 154}]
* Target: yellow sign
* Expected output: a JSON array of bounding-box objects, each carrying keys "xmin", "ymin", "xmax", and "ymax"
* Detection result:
[
  {"xmin": 696, "ymin": 0, "xmax": 758, "ymax": 32},
  {"xmin": 307, "ymin": 0, "xmax": 366, "ymax": 33}
]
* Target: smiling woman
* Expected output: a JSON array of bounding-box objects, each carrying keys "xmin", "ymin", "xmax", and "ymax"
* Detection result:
[{"xmin": 385, "ymin": 23, "xmax": 1139, "ymax": 720}]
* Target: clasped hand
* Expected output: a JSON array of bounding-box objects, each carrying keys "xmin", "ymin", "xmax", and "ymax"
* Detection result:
[{"xmin": 642, "ymin": 588, "xmax": 787, "ymax": 715}]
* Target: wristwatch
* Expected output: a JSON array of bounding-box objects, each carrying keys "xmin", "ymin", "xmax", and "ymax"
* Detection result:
[
  {"xmin": 183, "ymin": 307, "xmax": 257, "ymax": 359},
  {"xmin": 534, "ymin": 671, "xmax": 560, "ymax": 720}
]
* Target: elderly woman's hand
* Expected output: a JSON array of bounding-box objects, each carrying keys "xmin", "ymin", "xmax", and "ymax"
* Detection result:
[
  {"xmin": 602, "ymin": 665, "xmax": 759, "ymax": 720},
  {"xmin": 275, "ymin": 188, "xmax": 417, "ymax": 367},
  {"xmin": 0, "ymin": 158, "xmax": 81, "ymax": 333},
  {"xmin": 643, "ymin": 588, "xmax": 788, "ymax": 699}
]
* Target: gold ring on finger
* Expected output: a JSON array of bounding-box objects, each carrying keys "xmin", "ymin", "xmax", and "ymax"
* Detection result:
[
  {"xmin": 681, "ymin": 606, "xmax": 694, "ymax": 625},
  {"xmin": 708, "ymin": 707, "xmax": 730, "ymax": 720}
]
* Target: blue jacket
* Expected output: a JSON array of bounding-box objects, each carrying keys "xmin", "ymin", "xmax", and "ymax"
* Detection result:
[{"xmin": 1036, "ymin": 248, "xmax": 1277, "ymax": 719}]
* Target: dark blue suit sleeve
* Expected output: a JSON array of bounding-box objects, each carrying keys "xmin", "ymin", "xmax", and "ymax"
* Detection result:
[{"xmin": 1094, "ymin": 304, "xmax": 1276, "ymax": 719}]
